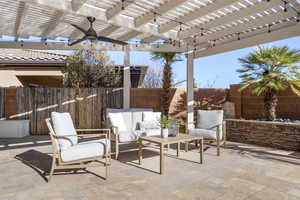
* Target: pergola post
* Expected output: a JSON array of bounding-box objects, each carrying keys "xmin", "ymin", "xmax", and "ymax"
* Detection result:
[
  {"xmin": 123, "ymin": 46, "xmax": 131, "ymax": 109},
  {"xmin": 186, "ymin": 53, "xmax": 194, "ymax": 130}
]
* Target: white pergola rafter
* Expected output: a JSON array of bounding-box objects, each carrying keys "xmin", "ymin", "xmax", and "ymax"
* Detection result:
[
  {"xmin": 14, "ymin": 1, "xmax": 29, "ymax": 40},
  {"xmin": 41, "ymin": 0, "xmax": 87, "ymax": 39},
  {"xmin": 40, "ymin": 10, "xmax": 65, "ymax": 38},
  {"xmin": 117, "ymin": 30, "xmax": 142, "ymax": 41},
  {"xmin": 158, "ymin": 0, "xmax": 237, "ymax": 34},
  {"xmin": 195, "ymin": 6, "xmax": 299, "ymax": 45},
  {"xmin": 180, "ymin": 0, "xmax": 289, "ymax": 40},
  {"xmin": 106, "ymin": 0, "xmax": 136, "ymax": 20},
  {"xmin": 19, "ymin": 0, "xmax": 178, "ymax": 40},
  {"xmin": 98, "ymin": 25, "xmax": 120, "ymax": 37},
  {"xmin": 194, "ymin": 20, "xmax": 300, "ymax": 58},
  {"xmin": 141, "ymin": 35, "xmax": 162, "ymax": 43},
  {"xmin": 71, "ymin": 0, "xmax": 88, "ymax": 12},
  {"xmin": 134, "ymin": 0, "xmax": 188, "ymax": 27}
]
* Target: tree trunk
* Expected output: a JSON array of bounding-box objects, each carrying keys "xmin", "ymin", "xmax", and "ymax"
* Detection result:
[
  {"xmin": 162, "ymin": 63, "xmax": 172, "ymax": 116},
  {"xmin": 264, "ymin": 90, "xmax": 278, "ymax": 121}
]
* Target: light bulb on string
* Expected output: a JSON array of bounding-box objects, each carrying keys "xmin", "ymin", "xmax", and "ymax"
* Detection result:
[{"xmin": 121, "ymin": 0, "xmax": 125, "ymax": 10}]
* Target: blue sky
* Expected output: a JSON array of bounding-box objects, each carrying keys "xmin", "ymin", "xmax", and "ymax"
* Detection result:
[{"xmin": 107, "ymin": 36, "xmax": 300, "ymax": 88}]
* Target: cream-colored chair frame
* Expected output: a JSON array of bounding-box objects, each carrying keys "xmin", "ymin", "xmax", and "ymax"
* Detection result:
[
  {"xmin": 186, "ymin": 121, "xmax": 226, "ymax": 156},
  {"xmin": 110, "ymin": 125, "xmax": 138, "ymax": 160},
  {"xmin": 45, "ymin": 118, "xmax": 111, "ymax": 182}
]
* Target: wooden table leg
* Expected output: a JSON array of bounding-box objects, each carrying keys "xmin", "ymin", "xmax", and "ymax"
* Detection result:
[
  {"xmin": 177, "ymin": 142, "xmax": 180, "ymax": 157},
  {"xmin": 138, "ymin": 139, "xmax": 143, "ymax": 165},
  {"xmin": 185, "ymin": 142, "xmax": 188, "ymax": 152},
  {"xmin": 199, "ymin": 139, "xmax": 203, "ymax": 164},
  {"xmin": 160, "ymin": 143, "xmax": 164, "ymax": 175}
]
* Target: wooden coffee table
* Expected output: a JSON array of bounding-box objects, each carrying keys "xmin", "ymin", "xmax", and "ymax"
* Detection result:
[{"xmin": 138, "ymin": 134, "xmax": 203, "ymax": 175}]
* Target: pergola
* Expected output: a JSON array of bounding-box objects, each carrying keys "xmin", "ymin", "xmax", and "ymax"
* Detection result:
[{"xmin": 0, "ymin": 0, "xmax": 300, "ymax": 128}]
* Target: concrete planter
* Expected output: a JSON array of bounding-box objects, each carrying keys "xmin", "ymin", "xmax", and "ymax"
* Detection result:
[
  {"xmin": 0, "ymin": 120, "xmax": 29, "ymax": 138},
  {"xmin": 226, "ymin": 119, "xmax": 300, "ymax": 151}
]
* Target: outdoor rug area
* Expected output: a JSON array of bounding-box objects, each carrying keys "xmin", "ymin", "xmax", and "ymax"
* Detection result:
[{"xmin": 0, "ymin": 136, "xmax": 300, "ymax": 200}]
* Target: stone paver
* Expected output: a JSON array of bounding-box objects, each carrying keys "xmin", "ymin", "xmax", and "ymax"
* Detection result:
[{"xmin": 0, "ymin": 137, "xmax": 299, "ymax": 200}]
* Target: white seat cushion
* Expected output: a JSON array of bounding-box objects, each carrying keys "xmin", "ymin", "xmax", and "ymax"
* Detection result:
[
  {"xmin": 144, "ymin": 128, "xmax": 161, "ymax": 137},
  {"xmin": 189, "ymin": 128, "xmax": 218, "ymax": 140},
  {"xmin": 80, "ymin": 139, "xmax": 111, "ymax": 153},
  {"xmin": 51, "ymin": 112, "xmax": 77, "ymax": 150},
  {"xmin": 60, "ymin": 139, "xmax": 110, "ymax": 162},
  {"xmin": 118, "ymin": 131, "xmax": 138, "ymax": 142}
]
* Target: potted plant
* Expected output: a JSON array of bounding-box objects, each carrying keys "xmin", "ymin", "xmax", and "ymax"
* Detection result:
[{"xmin": 159, "ymin": 115, "xmax": 173, "ymax": 138}]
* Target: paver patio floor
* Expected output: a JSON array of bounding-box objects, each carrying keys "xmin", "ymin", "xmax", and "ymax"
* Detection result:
[{"xmin": 0, "ymin": 136, "xmax": 300, "ymax": 200}]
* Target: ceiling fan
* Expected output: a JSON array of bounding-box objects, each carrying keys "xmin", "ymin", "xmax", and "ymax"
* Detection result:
[{"xmin": 68, "ymin": 17, "xmax": 127, "ymax": 46}]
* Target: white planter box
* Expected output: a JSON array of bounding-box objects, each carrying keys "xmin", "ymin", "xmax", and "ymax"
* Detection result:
[{"xmin": 0, "ymin": 120, "xmax": 29, "ymax": 138}]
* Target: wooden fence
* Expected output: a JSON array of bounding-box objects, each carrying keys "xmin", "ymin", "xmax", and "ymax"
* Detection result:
[
  {"xmin": 1, "ymin": 87, "xmax": 123, "ymax": 135},
  {"xmin": 0, "ymin": 88, "xmax": 4, "ymax": 119}
]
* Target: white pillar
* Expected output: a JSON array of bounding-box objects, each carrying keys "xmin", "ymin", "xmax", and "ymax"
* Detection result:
[
  {"xmin": 186, "ymin": 53, "xmax": 194, "ymax": 130},
  {"xmin": 123, "ymin": 46, "xmax": 131, "ymax": 109}
]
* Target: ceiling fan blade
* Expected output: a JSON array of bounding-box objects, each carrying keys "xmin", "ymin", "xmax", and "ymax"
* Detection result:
[
  {"xmin": 70, "ymin": 23, "xmax": 87, "ymax": 34},
  {"xmin": 97, "ymin": 36, "xmax": 127, "ymax": 45},
  {"xmin": 68, "ymin": 36, "xmax": 87, "ymax": 46}
]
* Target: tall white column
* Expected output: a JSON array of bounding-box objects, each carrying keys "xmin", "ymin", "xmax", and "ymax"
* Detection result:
[
  {"xmin": 123, "ymin": 46, "xmax": 131, "ymax": 109},
  {"xmin": 186, "ymin": 53, "xmax": 194, "ymax": 130}
]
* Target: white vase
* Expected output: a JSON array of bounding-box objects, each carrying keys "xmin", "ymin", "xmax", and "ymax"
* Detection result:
[{"xmin": 161, "ymin": 128, "xmax": 169, "ymax": 138}]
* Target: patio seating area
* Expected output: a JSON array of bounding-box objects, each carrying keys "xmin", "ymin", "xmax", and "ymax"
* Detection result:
[
  {"xmin": 1, "ymin": 136, "xmax": 300, "ymax": 200},
  {"xmin": 0, "ymin": 0, "xmax": 299, "ymax": 199}
]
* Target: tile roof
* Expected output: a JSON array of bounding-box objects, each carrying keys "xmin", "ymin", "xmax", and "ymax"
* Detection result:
[{"xmin": 0, "ymin": 49, "xmax": 67, "ymax": 63}]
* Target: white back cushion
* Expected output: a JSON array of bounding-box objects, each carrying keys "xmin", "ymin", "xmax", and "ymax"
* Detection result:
[
  {"xmin": 197, "ymin": 110, "xmax": 223, "ymax": 129},
  {"xmin": 51, "ymin": 112, "xmax": 77, "ymax": 150},
  {"xmin": 143, "ymin": 112, "xmax": 161, "ymax": 122},
  {"xmin": 197, "ymin": 110, "xmax": 223, "ymax": 137},
  {"xmin": 132, "ymin": 112, "xmax": 143, "ymax": 131},
  {"xmin": 108, "ymin": 112, "xmax": 132, "ymax": 132}
]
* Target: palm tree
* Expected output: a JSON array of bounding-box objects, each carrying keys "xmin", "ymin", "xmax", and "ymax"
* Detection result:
[
  {"xmin": 151, "ymin": 52, "xmax": 182, "ymax": 116},
  {"xmin": 237, "ymin": 46, "xmax": 300, "ymax": 121}
]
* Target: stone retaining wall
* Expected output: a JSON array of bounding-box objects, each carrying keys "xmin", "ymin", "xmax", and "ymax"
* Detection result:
[{"xmin": 226, "ymin": 119, "xmax": 300, "ymax": 151}]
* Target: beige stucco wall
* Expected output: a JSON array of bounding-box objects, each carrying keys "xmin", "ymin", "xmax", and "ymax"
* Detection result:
[{"xmin": 0, "ymin": 68, "xmax": 63, "ymax": 87}]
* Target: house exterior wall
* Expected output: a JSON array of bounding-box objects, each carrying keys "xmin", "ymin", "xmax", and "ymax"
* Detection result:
[{"xmin": 0, "ymin": 67, "xmax": 63, "ymax": 87}]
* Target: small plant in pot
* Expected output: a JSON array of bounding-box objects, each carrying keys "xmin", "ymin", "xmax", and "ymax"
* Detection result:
[{"xmin": 159, "ymin": 115, "xmax": 173, "ymax": 138}]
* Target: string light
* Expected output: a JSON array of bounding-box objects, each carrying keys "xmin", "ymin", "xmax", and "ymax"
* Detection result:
[
  {"xmin": 283, "ymin": 1, "xmax": 288, "ymax": 12},
  {"xmin": 268, "ymin": 24, "xmax": 271, "ymax": 33},
  {"xmin": 200, "ymin": 28, "xmax": 204, "ymax": 37},
  {"xmin": 237, "ymin": 32, "xmax": 241, "ymax": 40},
  {"xmin": 121, "ymin": 0, "xmax": 125, "ymax": 10},
  {"xmin": 193, "ymin": 35, "xmax": 197, "ymax": 44},
  {"xmin": 212, "ymin": 40, "xmax": 216, "ymax": 47},
  {"xmin": 179, "ymin": 22, "xmax": 183, "ymax": 32},
  {"xmin": 153, "ymin": 12, "xmax": 157, "ymax": 23}
]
